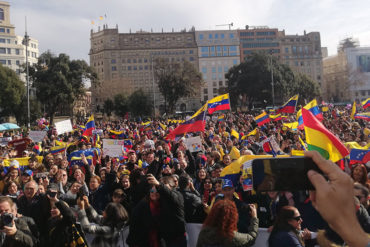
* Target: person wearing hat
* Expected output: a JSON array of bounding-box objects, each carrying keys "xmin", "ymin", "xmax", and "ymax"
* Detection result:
[
  {"xmin": 221, "ymin": 179, "xmax": 254, "ymax": 234},
  {"xmin": 20, "ymin": 170, "xmax": 34, "ymax": 190},
  {"xmin": 126, "ymin": 149, "xmax": 138, "ymax": 172}
]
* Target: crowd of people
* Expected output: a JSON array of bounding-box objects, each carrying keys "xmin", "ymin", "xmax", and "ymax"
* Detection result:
[{"xmin": 0, "ymin": 106, "xmax": 369, "ymax": 247}]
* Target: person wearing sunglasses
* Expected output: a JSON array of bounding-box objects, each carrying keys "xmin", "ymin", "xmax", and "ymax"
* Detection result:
[{"xmin": 268, "ymin": 206, "xmax": 309, "ymax": 247}]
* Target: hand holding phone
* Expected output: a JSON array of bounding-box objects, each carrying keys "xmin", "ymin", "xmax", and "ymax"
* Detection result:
[{"xmin": 252, "ymin": 157, "xmax": 324, "ymax": 192}]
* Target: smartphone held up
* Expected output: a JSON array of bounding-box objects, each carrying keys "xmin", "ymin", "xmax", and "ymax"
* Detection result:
[{"xmin": 250, "ymin": 157, "xmax": 324, "ymax": 192}]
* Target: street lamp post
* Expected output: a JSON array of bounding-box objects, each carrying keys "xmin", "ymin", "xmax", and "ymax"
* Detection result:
[
  {"xmin": 23, "ymin": 18, "xmax": 30, "ymax": 128},
  {"xmin": 270, "ymin": 49, "xmax": 275, "ymax": 107}
]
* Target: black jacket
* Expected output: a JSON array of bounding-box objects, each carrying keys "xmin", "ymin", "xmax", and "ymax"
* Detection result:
[
  {"xmin": 157, "ymin": 183, "xmax": 186, "ymax": 241},
  {"xmin": 126, "ymin": 199, "xmax": 165, "ymax": 247},
  {"xmin": 179, "ymin": 188, "xmax": 206, "ymax": 223},
  {"xmin": 0, "ymin": 216, "xmax": 35, "ymax": 247}
]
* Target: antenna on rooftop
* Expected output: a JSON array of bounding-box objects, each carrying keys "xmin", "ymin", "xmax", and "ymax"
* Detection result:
[{"xmin": 216, "ymin": 22, "xmax": 233, "ymax": 30}]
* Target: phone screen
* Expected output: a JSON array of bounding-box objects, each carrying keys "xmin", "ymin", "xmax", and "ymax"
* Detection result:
[{"xmin": 252, "ymin": 157, "xmax": 323, "ymax": 192}]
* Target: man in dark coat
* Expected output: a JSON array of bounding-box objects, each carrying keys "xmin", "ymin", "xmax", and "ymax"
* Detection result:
[
  {"xmin": 0, "ymin": 196, "xmax": 35, "ymax": 247},
  {"xmin": 178, "ymin": 175, "xmax": 207, "ymax": 223},
  {"xmin": 148, "ymin": 174, "xmax": 187, "ymax": 247}
]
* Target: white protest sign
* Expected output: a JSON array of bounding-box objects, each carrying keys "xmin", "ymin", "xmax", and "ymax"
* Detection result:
[
  {"xmin": 92, "ymin": 129, "xmax": 103, "ymax": 136},
  {"xmin": 28, "ymin": 131, "xmax": 47, "ymax": 142},
  {"xmin": 184, "ymin": 136, "xmax": 203, "ymax": 153},
  {"xmin": 102, "ymin": 139, "xmax": 125, "ymax": 157},
  {"xmin": 55, "ymin": 120, "xmax": 73, "ymax": 135}
]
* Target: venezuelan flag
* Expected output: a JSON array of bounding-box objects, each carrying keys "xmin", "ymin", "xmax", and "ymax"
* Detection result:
[
  {"xmin": 50, "ymin": 145, "xmax": 66, "ymax": 154},
  {"xmin": 83, "ymin": 115, "xmax": 95, "ymax": 136},
  {"xmin": 166, "ymin": 105, "xmax": 207, "ymax": 140},
  {"xmin": 354, "ymin": 112, "xmax": 370, "ymax": 121},
  {"xmin": 304, "ymin": 99, "xmax": 323, "ymax": 121},
  {"xmin": 350, "ymin": 149, "xmax": 370, "ymax": 165},
  {"xmin": 207, "ymin": 94, "xmax": 230, "ymax": 114},
  {"xmin": 276, "ymin": 94, "xmax": 299, "ymax": 114},
  {"xmin": 3, "ymin": 156, "xmax": 43, "ymax": 173},
  {"xmin": 302, "ymin": 108, "xmax": 349, "ymax": 162},
  {"xmin": 270, "ymin": 113, "xmax": 282, "ymax": 122},
  {"xmin": 254, "ymin": 112, "xmax": 270, "ymax": 126},
  {"xmin": 362, "ymin": 98, "xmax": 370, "ymax": 109}
]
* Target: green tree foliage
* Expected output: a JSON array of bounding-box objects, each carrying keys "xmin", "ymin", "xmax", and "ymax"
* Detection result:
[
  {"xmin": 128, "ymin": 89, "xmax": 152, "ymax": 117},
  {"xmin": 154, "ymin": 58, "xmax": 202, "ymax": 113},
  {"xmin": 29, "ymin": 51, "xmax": 98, "ymax": 125},
  {"xmin": 103, "ymin": 99, "xmax": 114, "ymax": 118},
  {"xmin": 113, "ymin": 93, "xmax": 128, "ymax": 117},
  {"xmin": 0, "ymin": 64, "xmax": 25, "ymax": 118},
  {"xmin": 226, "ymin": 52, "xmax": 320, "ymax": 108},
  {"xmin": 14, "ymin": 97, "xmax": 42, "ymax": 126}
]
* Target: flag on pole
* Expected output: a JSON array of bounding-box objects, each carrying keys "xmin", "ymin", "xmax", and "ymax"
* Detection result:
[
  {"xmin": 207, "ymin": 94, "xmax": 231, "ymax": 114},
  {"xmin": 166, "ymin": 105, "xmax": 207, "ymax": 140},
  {"xmin": 83, "ymin": 115, "xmax": 95, "ymax": 136},
  {"xmin": 302, "ymin": 108, "xmax": 349, "ymax": 162},
  {"xmin": 254, "ymin": 112, "xmax": 271, "ymax": 126},
  {"xmin": 362, "ymin": 98, "xmax": 370, "ymax": 109},
  {"xmin": 276, "ymin": 94, "xmax": 299, "ymax": 114}
]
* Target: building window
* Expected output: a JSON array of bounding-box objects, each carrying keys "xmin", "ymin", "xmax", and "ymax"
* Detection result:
[
  {"xmin": 229, "ymin": 33, "xmax": 234, "ymax": 39},
  {"xmin": 219, "ymin": 81, "xmax": 223, "ymax": 86},
  {"xmin": 209, "ymin": 34, "xmax": 213, "ymax": 39},
  {"xmin": 0, "ymin": 39, "xmax": 5, "ymax": 43},
  {"xmin": 0, "ymin": 28, "xmax": 4, "ymax": 32},
  {"xmin": 189, "ymin": 57, "xmax": 194, "ymax": 61},
  {"xmin": 111, "ymin": 66, "xmax": 117, "ymax": 71},
  {"xmin": 15, "ymin": 49, "xmax": 19, "ymax": 55},
  {"xmin": 127, "ymin": 59, "xmax": 131, "ymax": 63},
  {"xmin": 285, "ymin": 47, "xmax": 289, "ymax": 53},
  {"xmin": 7, "ymin": 60, "xmax": 11, "ymax": 65},
  {"xmin": 16, "ymin": 60, "xmax": 20, "ymax": 65},
  {"xmin": 220, "ymin": 33, "xmax": 225, "ymax": 39},
  {"xmin": 213, "ymin": 81, "xmax": 217, "ymax": 87},
  {"xmin": 0, "ymin": 59, "xmax": 5, "ymax": 64},
  {"xmin": 0, "ymin": 48, "xmax": 5, "ymax": 54},
  {"xmin": 6, "ymin": 29, "xmax": 9, "ymax": 33},
  {"xmin": 111, "ymin": 59, "xmax": 116, "ymax": 64},
  {"xmin": 202, "ymin": 67, "xmax": 207, "ymax": 74},
  {"xmin": 233, "ymin": 59, "xmax": 238, "ymax": 65},
  {"xmin": 213, "ymin": 88, "xmax": 218, "ymax": 94},
  {"xmin": 199, "ymin": 34, "xmax": 204, "ymax": 40},
  {"xmin": 203, "ymin": 88, "xmax": 208, "ymax": 94},
  {"xmin": 215, "ymin": 33, "xmax": 218, "ymax": 39},
  {"xmin": 189, "ymin": 50, "xmax": 193, "ymax": 54},
  {"xmin": 0, "ymin": 8, "xmax": 4, "ymax": 21},
  {"xmin": 224, "ymin": 66, "xmax": 228, "ymax": 72},
  {"xmin": 127, "ymin": 66, "xmax": 131, "ymax": 70},
  {"xmin": 212, "ymin": 67, "xmax": 216, "ymax": 73}
]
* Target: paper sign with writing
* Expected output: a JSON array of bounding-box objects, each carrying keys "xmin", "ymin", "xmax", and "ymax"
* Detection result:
[
  {"xmin": 55, "ymin": 120, "xmax": 73, "ymax": 135},
  {"xmin": 28, "ymin": 131, "xmax": 47, "ymax": 142},
  {"xmin": 184, "ymin": 136, "xmax": 203, "ymax": 153},
  {"xmin": 102, "ymin": 139, "xmax": 125, "ymax": 157}
]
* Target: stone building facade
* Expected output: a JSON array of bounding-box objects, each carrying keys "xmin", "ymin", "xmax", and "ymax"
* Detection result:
[{"xmin": 90, "ymin": 25, "xmax": 200, "ymax": 114}]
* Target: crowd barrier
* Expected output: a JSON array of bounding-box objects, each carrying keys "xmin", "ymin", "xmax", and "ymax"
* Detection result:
[{"xmin": 86, "ymin": 224, "xmax": 270, "ymax": 247}]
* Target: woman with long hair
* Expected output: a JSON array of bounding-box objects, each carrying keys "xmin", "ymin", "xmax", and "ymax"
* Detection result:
[
  {"xmin": 268, "ymin": 206, "xmax": 305, "ymax": 247},
  {"xmin": 77, "ymin": 196, "xmax": 129, "ymax": 247},
  {"xmin": 351, "ymin": 164, "xmax": 368, "ymax": 187},
  {"xmin": 196, "ymin": 199, "xmax": 259, "ymax": 247}
]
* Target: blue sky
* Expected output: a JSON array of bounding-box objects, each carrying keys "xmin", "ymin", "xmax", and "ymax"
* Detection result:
[{"xmin": 9, "ymin": 0, "xmax": 370, "ymax": 62}]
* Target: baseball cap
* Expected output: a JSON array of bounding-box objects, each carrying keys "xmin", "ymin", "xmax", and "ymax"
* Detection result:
[
  {"xmin": 22, "ymin": 169, "xmax": 33, "ymax": 177},
  {"xmin": 222, "ymin": 179, "xmax": 234, "ymax": 189}
]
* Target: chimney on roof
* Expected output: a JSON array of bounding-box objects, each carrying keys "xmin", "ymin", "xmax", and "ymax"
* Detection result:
[{"xmin": 304, "ymin": 30, "xmax": 306, "ymax": 35}]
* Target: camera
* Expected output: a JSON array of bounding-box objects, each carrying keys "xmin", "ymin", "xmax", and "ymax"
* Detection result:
[
  {"xmin": 77, "ymin": 186, "xmax": 88, "ymax": 199},
  {"xmin": 47, "ymin": 191, "xmax": 57, "ymax": 198},
  {"xmin": 0, "ymin": 213, "xmax": 14, "ymax": 229}
]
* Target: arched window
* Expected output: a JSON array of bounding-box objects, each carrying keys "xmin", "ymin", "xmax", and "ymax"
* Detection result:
[{"xmin": 0, "ymin": 9, "xmax": 4, "ymax": 21}]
